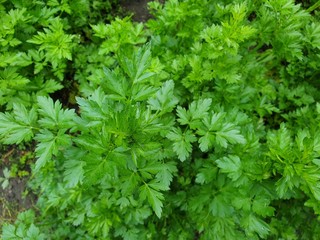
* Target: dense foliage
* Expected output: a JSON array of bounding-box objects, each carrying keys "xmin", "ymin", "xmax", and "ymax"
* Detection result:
[{"xmin": 1, "ymin": 0, "xmax": 320, "ymax": 239}]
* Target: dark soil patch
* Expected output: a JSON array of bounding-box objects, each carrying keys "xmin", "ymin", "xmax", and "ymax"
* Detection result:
[
  {"xmin": 120, "ymin": 0, "xmax": 165, "ymax": 22},
  {"xmin": 0, "ymin": 177, "xmax": 36, "ymax": 225},
  {"xmin": 121, "ymin": 0, "xmax": 152, "ymax": 22},
  {"xmin": 0, "ymin": 146, "xmax": 36, "ymax": 227}
]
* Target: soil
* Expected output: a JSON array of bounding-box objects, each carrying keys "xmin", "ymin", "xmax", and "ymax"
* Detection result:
[
  {"xmin": 121, "ymin": 0, "xmax": 165, "ymax": 22},
  {"xmin": 121, "ymin": 0, "xmax": 152, "ymax": 22},
  {"xmin": 0, "ymin": 147, "xmax": 36, "ymax": 227},
  {"xmin": 0, "ymin": 177, "xmax": 36, "ymax": 225}
]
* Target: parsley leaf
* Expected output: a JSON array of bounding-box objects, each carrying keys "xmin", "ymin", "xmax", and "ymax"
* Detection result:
[
  {"xmin": 0, "ymin": 104, "xmax": 37, "ymax": 144},
  {"xmin": 140, "ymin": 183, "xmax": 164, "ymax": 218},
  {"xmin": 167, "ymin": 128, "xmax": 197, "ymax": 161},
  {"xmin": 216, "ymin": 155, "xmax": 242, "ymax": 181}
]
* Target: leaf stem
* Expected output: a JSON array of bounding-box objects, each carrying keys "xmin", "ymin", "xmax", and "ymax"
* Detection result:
[{"xmin": 307, "ymin": 1, "xmax": 320, "ymax": 12}]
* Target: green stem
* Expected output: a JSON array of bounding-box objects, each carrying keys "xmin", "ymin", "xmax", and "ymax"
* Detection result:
[{"xmin": 307, "ymin": 0, "xmax": 320, "ymax": 12}]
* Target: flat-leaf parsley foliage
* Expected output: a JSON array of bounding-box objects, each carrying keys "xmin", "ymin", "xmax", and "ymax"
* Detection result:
[{"xmin": 1, "ymin": 0, "xmax": 320, "ymax": 239}]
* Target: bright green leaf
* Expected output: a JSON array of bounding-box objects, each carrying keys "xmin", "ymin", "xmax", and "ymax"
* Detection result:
[
  {"xmin": 216, "ymin": 155, "xmax": 242, "ymax": 181},
  {"xmin": 167, "ymin": 128, "xmax": 197, "ymax": 161},
  {"xmin": 140, "ymin": 183, "xmax": 164, "ymax": 218}
]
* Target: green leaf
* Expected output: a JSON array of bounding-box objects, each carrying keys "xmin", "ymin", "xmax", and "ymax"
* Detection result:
[
  {"xmin": 295, "ymin": 129, "xmax": 310, "ymax": 151},
  {"xmin": 155, "ymin": 162, "xmax": 177, "ymax": 190},
  {"xmin": 139, "ymin": 161, "xmax": 177, "ymax": 190},
  {"xmin": 176, "ymin": 106, "xmax": 191, "ymax": 125},
  {"xmin": 94, "ymin": 18, "xmax": 146, "ymax": 54},
  {"xmin": 189, "ymin": 98, "xmax": 212, "ymax": 119},
  {"xmin": 116, "ymin": 197, "xmax": 130, "ymax": 209},
  {"xmin": 148, "ymin": 80, "xmax": 178, "ymax": 114},
  {"xmin": 302, "ymin": 165, "xmax": 320, "ymax": 200},
  {"xmin": 73, "ymin": 134, "xmax": 106, "ymax": 154},
  {"xmin": 216, "ymin": 123, "xmax": 246, "ymax": 148},
  {"xmin": 133, "ymin": 44, "xmax": 154, "ymax": 84},
  {"xmin": 177, "ymin": 98, "xmax": 212, "ymax": 129},
  {"xmin": 34, "ymin": 130, "xmax": 56, "ymax": 172},
  {"xmin": 198, "ymin": 131, "xmax": 215, "ymax": 152},
  {"xmin": 63, "ymin": 159, "xmax": 85, "ymax": 188},
  {"xmin": 1, "ymin": 167, "xmax": 10, "ymax": 189},
  {"xmin": 216, "ymin": 155, "xmax": 242, "ymax": 181},
  {"xmin": 0, "ymin": 67, "xmax": 30, "ymax": 88},
  {"xmin": 232, "ymin": 196, "xmax": 251, "ymax": 212},
  {"xmin": 197, "ymin": 111, "xmax": 224, "ymax": 130},
  {"xmin": 241, "ymin": 214, "xmax": 270, "ymax": 238},
  {"xmin": 267, "ymin": 123, "xmax": 292, "ymax": 159},
  {"xmin": 209, "ymin": 194, "xmax": 234, "ymax": 217},
  {"xmin": 118, "ymin": 43, "xmax": 154, "ymax": 84},
  {"xmin": 0, "ymin": 52, "xmax": 32, "ymax": 67},
  {"xmin": 37, "ymin": 79, "xmax": 63, "ymax": 95},
  {"xmin": 196, "ymin": 162, "xmax": 218, "ymax": 185},
  {"xmin": 309, "ymin": 184, "xmax": 320, "ymax": 201},
  {"xmin": 34, "ymin": 130, "xmax": 71, "ymax": 172},
  {"xmin": 147, "ymin": 179, "xmax": 169, "ymax": 192},
  {"xmin": 27, "ymin": 18, "xmax": 75, "ymax": 62},
  {"xmin": 252, "ymin": 197, "xmax": 275, "ymax": 217},
  {"xmin": 37, "ymin": 96, "xmax": 75, "ymax": 129},
  {"xmin": 2, "ymin": 224, "xmax": 17, "ymax": 240},
  {"xmin": 275, "ymin": 164, "xmax": 300, "ymax": 198},
  {"xmin": 132, "ymin": 85, "xmax": 157, "ymax": 102},
  {"xmin": 82, "ymin": 153, "xmax": 118, "ymax": 187},
  {"xmin": 0, "ymin": 104, "xmax": 37, "ymax": 144},
  {"xmin": 26, "ymin": 224, "xmax": 45, "ymax": 240},
  {"xmin": 102, "ymin": 67, "xmax": 127, "ymax": 100},
  {"xmin": 140, "ymin": 183, "xmax": 164, "ymax": 218},
  {"xmin": 313, "ymin": 133, "xmax": 320, "ymax": 154},
  {"xmin": 167, "ymin": 128, "xmax": 197, "ymax": 161},
  {"xmin": 76, "ymin": 88, "xmax": 110, "ymax": 122}
]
